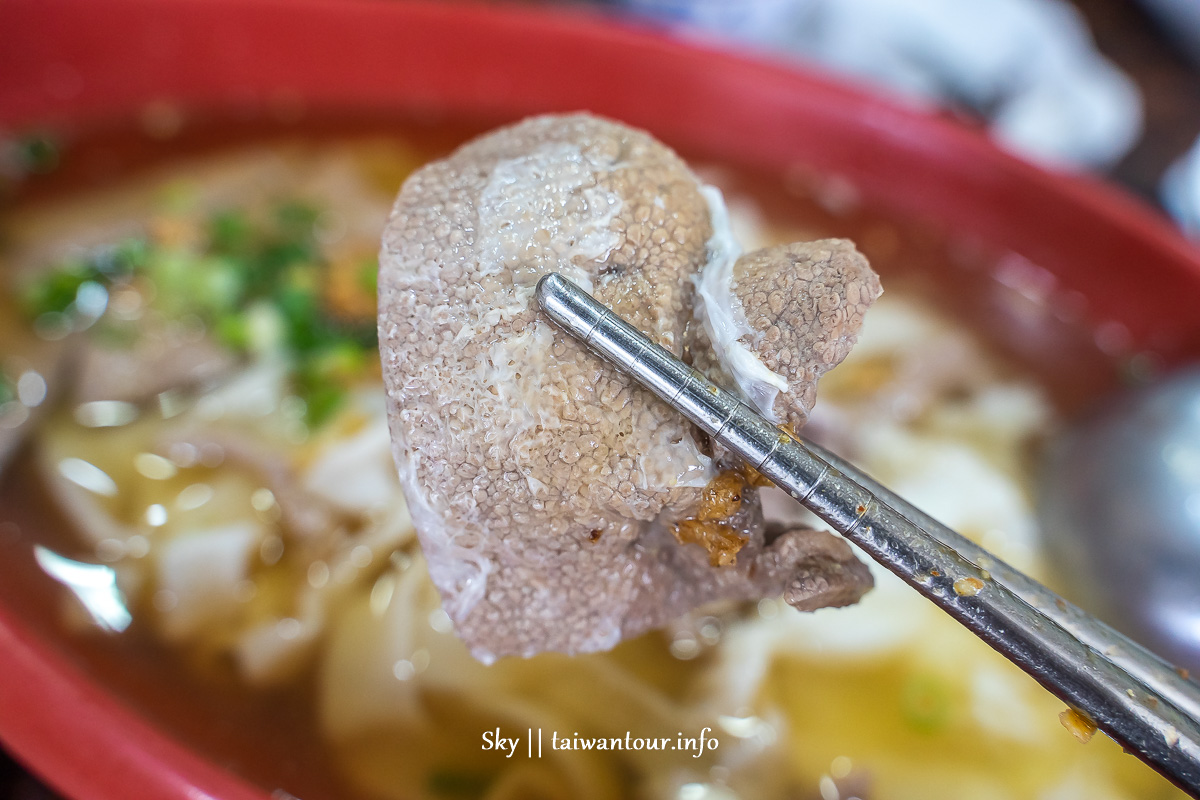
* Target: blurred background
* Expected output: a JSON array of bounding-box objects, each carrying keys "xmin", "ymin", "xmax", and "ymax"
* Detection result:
[
  {"xmin": 1, "ymin": 0, "xmax": 1197, "ymax": 796},
  {"xmin": 581, "ymin": 0, "xmax": 1200, "ymax": 232}
]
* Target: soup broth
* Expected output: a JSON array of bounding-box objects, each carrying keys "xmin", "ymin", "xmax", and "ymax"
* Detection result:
[{"xmin": 0, "ymin": 114, "xmax": 1183, "ymax": 800}]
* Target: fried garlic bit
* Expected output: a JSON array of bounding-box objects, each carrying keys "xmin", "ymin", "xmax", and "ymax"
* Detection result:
[
  {"xmin": 672, "ymin": 470, "xmax": 752, "ymax": 567},
  {"xmin": 1059, "ymin": 707, "xmax": 1098, "ymax": 744}
]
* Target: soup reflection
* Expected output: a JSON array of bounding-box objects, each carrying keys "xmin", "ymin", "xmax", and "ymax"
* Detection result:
[{"xmin": 0, "ymin": 123, "xmax": 1184, "ymax": 800}]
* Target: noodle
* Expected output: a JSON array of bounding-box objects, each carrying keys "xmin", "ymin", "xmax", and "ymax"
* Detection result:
[{"xmin": 1, "ymin": 133, "xmax": 1185, "ymax": 800}]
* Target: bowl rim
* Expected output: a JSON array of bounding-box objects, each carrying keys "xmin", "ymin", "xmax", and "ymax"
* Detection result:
[{"xmin": 2, "ymin": 0, "xmax": 1200, "ymax": 798}]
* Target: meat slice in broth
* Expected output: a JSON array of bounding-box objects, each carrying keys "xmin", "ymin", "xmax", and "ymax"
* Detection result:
[{"xmin": 377, "ymin": 113, "xmax": 879, "ymax": 662}]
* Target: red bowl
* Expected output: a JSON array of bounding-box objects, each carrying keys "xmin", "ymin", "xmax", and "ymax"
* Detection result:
[{"xmin": 2, "ymin": 0, "xmax": 1200, "ymax": 798}]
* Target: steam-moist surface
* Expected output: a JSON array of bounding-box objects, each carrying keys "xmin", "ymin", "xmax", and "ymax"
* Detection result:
[
  {"xmin": 378, "ymin": 114, "xmax": 872, "ymax": 660},
  {"xmin": 725, "ymin": 240, "xmax": 882, "ymax": 431}
]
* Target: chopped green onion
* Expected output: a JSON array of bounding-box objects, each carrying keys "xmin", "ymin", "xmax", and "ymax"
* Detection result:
[
  {"xmin": 22, "ymin": 198, "xmax": 377, "ymax": 429},
  {"xmin": 900, "ymin": 672, "xmax": 953, "ymax": 734},
  {"xmin": 15, "ymin": 133, "xmax": 60, "ymax": 174},
  {"xmin": 207, "ymin": 210, "xmax": 251, "ymax": 255},
  {"xmin": 426, "ymin": 768, "xmax": 492, "ymax": 799},
  {"xmin": 0, "ymin": 371, "xmax": 15, "ymax": 408},
  {"xmin": 357, "ymin": 256, "xmax": 379, "ymax": 295}
]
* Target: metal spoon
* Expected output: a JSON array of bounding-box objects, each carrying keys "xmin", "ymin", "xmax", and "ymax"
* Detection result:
[{"xmin": 1040, "ymin": 367, "xmax": 1200, "ymax": 675}]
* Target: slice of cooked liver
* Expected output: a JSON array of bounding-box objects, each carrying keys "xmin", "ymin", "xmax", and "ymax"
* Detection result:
[{"xmin": 378, "ymin": 113, "xmax": 876, "ymax": 662}]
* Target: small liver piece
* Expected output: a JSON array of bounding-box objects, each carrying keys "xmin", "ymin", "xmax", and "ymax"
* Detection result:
[{"xmin": 732, "ymin": 240, "xmax": 882, "ymax": 432}]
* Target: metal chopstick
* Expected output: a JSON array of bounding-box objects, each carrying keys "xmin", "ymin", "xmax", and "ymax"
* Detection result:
[{"xmin": 535, "ymin": 272, "xmax": 1200, "ymax": 795}]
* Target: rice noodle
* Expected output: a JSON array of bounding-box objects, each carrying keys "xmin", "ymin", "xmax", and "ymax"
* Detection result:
[{"xmin": 13, "ymin": 140, "xmax": 1167, "ymax": 800}]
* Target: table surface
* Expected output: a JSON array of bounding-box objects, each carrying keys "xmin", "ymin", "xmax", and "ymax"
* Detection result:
[{"xmin": 1, "ymin": 0, "xmax": 1197, "ymax": 797}]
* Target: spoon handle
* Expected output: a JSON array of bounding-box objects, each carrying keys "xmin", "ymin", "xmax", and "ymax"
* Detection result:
[{"xmin": 537, "ymin": 272, "xmax": 1200, "ymax": 796}]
